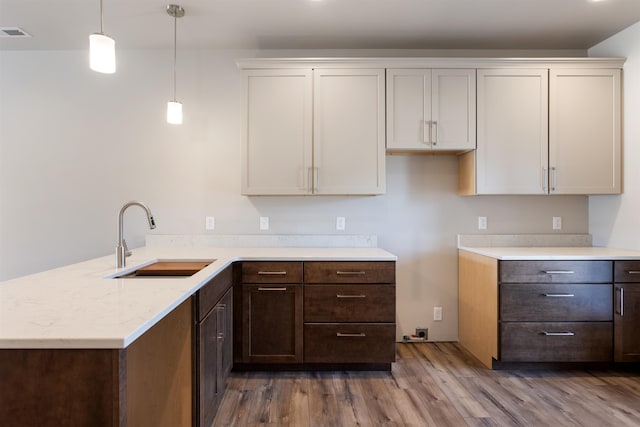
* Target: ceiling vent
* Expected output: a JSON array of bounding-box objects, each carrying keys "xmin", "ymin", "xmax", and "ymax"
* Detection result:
[{"xmin": 0, "ymin": 27, "xmax": 32, "ymax": 38}]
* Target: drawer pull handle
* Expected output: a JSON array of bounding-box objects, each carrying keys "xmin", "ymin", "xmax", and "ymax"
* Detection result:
[
  {"xmin": 542, "ymin": 270, "xmax": 575, "ymax": 275},
  {"xmin": 337, "ymin": 294, "xmax": 367, "ymax": 299},
  {"xmin": 541, "ymin": 331, "xmax": 575, "ymax": 337},
  {"xmin": 625, "ymin": 270, "xmax": 640, "ymax": 274},
  {"xmin": 542, "ymin": 293, "xmax": 575, "ymax": 298},
  {"xmin": 257, "ymin": 287, "xmax": 287, "ymax": 291},
  {"xmin": 258, "ymin": 271, "xmax": 287, "ymax": 276},
  {"xmin": 336, "ymin": 271, "xmax": 366, "ymax": 276},
  {"xmin": 336, "ymin": 332, "xmax": 366, "ymax": 337}
]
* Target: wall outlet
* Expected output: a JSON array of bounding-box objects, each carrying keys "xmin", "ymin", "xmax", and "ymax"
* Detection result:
[
  {"xmin": 415, "ymin": 328, "xmax": 428, "ymax": 339},
  {"xmin": 205, "ymin": 216, "xmax": 215, "ymax": 230},
  {"xmin": 336, "ymin": 216, "xmax": 346, "ymax": 230},
  {"xmin": 434, "ymin": 306, "xmax": 443, "ymax": 321},
  {"xmin": 259, "ymin": 216, "xmax": 269, "ymax": 230},
  {"xmin": 553, "ymin": 216, "xmax": 562, "ymax": 230},
  {"xmin": 478, "ymin": 216, "xmax": 487, "ymax": 230}
]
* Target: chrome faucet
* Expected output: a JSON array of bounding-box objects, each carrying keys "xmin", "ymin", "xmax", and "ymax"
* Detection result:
[{"xmin": 116, "ymin": 201, "xmax": 156, "ymax": 268}]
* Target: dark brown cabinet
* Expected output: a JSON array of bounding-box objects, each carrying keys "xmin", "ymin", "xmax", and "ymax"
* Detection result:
[
  {"xmin": 614, "ymin": 261, "xmax": 640, "ymax": 362},
  {"xmin": 499, "ymin": 260, "xmax": 613, "ymax": 363},
  {"xmin": 235, "ymin": 260, "xmax": 396, "ymax": 370},
  {"xmin": 240, "ymin": 262, "xmax": 303, "ymax": 364},
  {"xmin": 195, "ymin": 266, "xmax": 234, "ymax": 427},
  {"xmin": 303, "ymin": 261, "xmax": 396, "ymax": 367}
]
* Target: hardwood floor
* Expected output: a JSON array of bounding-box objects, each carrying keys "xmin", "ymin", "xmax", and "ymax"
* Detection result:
[{"xmin": 213, "ymin": 343, "xmax": 640, "ymax": 426}]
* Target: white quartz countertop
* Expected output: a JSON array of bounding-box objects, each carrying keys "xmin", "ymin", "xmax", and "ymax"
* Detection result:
[
  {"xmin": 0, "ymin": 246, "xmax": 396, "ymax": 349},
  {"xmin": 459, "ymin": 246, "xmax": 640, "ymax": 260}
]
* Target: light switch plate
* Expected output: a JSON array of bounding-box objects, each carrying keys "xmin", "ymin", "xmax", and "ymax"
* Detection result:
[
  {"xmin": 336, "ymin": 216, "xmax": 346, "ymax": 230},
  {"xmin": 259, "ymin": 216, "xmax": 269, "ymax": 230}
]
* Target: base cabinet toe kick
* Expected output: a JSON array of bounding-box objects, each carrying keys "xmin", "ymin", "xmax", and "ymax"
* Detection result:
[
  {"xmin": 234, "ymin": 260, "xmax": 397, "ymax": 371},
  {"xmin": 459, "ymin": 254, "xmax": 640, "ymax": 369}
]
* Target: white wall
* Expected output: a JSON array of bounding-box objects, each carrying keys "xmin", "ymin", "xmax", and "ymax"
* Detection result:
[
  {"xmin": 0, "ymin": 49, "xmax": 589, "ymax": 341},
  {"xmin": 588, "ymin": 22, "xmax": 640, "ymax": 250}
]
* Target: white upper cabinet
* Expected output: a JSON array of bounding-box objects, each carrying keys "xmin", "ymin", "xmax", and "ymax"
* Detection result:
[
  {"xmin": 241, "ymin": 67, "xmax": 385, "ymax": 196},
  {"xmin": 549, "ymin": 69, "xmax": 621, "ymax": 194},
  {"xmin": 386, "ymin": 69, "xmax": 475, "ymax": 152},
  {"xmin": 313, "ymin": 68, "xmax": 386, "ymax": 195},
  {"xmin": 475, "ymin": 69, "xmax": 549, "ymax": 194},
  {"xmin": 241, "ymin": 69, "xmax": 313, "ymax": 195}
]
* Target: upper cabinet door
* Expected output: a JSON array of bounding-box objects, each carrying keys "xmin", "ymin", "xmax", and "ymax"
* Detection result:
[
  {"xmin": 313, "ymin": 69, "xmax": 386, "ymax": 195},
  {"xmin": 386, "ymin": 68, "xmax": 475, "ymax": 152},
  {"xmin": 549, "ymin": 69, "xmax": 621, "ymax": 194},
  {"xmin": 476, "ymin": 69, "xmax": 549, "ymax": 195},
  {"xmin": 386, "ymin": 69, "xmax": 432, "ymax": 151},
  {"xmin": 241, "ymin": 69, "xmax": 313, "ymax": 195},
  {"xmin": 431, "ymin": 69, "xmax": 476, "ymax": 151}
]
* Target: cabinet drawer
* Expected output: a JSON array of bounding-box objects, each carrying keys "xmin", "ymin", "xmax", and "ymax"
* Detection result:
[
  {"xmin": 196, "ymin": 265, "xmax": 233, "ymax": 321},
  {"xmin": 303, "ymin": 323, "xmax": 396, "ymax": 363},
  {"xmin": 614, "ymin": 261, "xmax": 640, "ymax": 283},
  {"xmin": 241, "ymin": 261, "xmax": 302, "ymax": 283},
  {"xmin": 304, "ymin": 284, "xmax": 395, "ymax": 322},
  {"xmin": 500, "ymin": 284, "xmax": 612, "ymax": 322},
  {"xmin": 500, "ymin": 322, "xmax": 612, "ymax": 362},
  {"xmin": 499, "ymin": 260, "xmax": 612, "ymax": 284},
  {"xmin": 304, "ymin": 261, "xmax": 395, "ymax": 284}
]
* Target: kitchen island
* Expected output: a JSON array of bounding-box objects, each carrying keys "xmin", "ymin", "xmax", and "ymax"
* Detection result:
[
  {"xmin": 458, "ymin": 244, "xmax": 640, "ymax": 369},
  {"xmin": 0, "ymin": 246, "xmax": 396, "ymax": 427}
]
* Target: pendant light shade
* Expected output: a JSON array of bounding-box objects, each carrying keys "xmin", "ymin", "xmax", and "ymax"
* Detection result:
[
  {"xmin": 167, "ymin": 101, "xmax": 183, "ymax": 124},
  {"xmin": 89, "ymin": 33, "xmax": 115, "ymax": 73},
  {"xmin": 167, "ymin": 4, "xmax": 185, "ymax": 125},
  {"xmin": 89, "ymin": 0, "xmax": 115, "ymax": 73}
]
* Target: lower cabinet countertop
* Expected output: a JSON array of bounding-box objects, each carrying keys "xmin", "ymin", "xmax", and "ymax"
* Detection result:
[
  {"xmin": 0, "ymin": 246, "xmax": 396, "ymax": 349},
  {"xmin": 459, "ymin": 246, "xmax": 640, "ymax": 261}
]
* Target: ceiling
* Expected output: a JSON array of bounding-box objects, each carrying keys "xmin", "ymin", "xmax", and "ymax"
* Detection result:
[{"xmin": 1, "ymin": 0, "xmax": 640, "ymax": 51}]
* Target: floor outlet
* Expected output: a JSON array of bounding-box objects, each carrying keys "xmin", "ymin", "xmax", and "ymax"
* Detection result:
[
  {"xmin": 478, "ymin": 216, "xmax": 487, "ymax": 230},
  {"xmin": 336, "ymin": 216, "xmax": 346, "ymax": 231},
  {"xmin": 259, "ymin": 216, "xmax": 269, "ymax": 231},
  {"xmin": 434, "ymin": 307, "xmax": 443, "ymax": 321},
  {"xmin": 553, "ymin": 216, "xmax": 562, "ymax": 230},
  {"xmin": 205, "ymin": 216, "xmax": 215, "ymax": 230}
]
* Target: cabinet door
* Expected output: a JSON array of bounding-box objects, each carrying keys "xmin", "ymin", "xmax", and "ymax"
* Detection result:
[
  {"xmin": 614, "ymin": 284, "xmax": 640, "ymax": 362},
  {"xmin": 313, "ymin": 68, "xmax": 386, "ymax": 195},
  {"xmin": 198, "ymin": 302, "xmax": 221, "ymax": 427},
  {"xmin": 219, "ymin": 288, "xmax": 233, "ymax": 394},
  {"xmin": 549, "ymin": 69, "xmax": 621, "ymax": 194},
  {"xmin": 386, "ymin": 69, "xmax": 432, "ymax": 151},
  {"xmin": 241, "ymin": 69, "xmax": 313, "ymax": 195},
  {"xmin": 386, "ymin": 69, "xmax": 475, "ymax": 152},
  {"xmin": 476, "ymin": 69, "xmax": 548, "ymax": 194},
  {"xmin": 431, "ymin": 69, "xmax": 476, "ymax": 151},
  {"xmin": 242, "ymin": 284, "xmax": 303, "ymax": 363}
]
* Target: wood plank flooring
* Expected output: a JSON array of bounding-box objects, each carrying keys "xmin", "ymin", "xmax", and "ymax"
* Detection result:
[{"xmin": 213, "ymin": 343, "xmax": 640, "ymax": 426}]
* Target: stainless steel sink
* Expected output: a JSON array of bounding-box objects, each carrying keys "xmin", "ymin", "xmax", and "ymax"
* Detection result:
[{"xmin": 107, "ymin": 259, "xmax": 215, "ymax": 279}]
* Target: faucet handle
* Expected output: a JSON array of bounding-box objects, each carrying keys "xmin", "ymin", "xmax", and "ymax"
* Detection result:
[{"xmin": 123, "ymin": 239, "xmax": 132, "ymax": 257}]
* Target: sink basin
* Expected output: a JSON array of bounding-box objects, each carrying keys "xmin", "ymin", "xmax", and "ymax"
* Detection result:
[{"xmin": 108, "ymin": 259, "xmax": 215, "ymax": 279}]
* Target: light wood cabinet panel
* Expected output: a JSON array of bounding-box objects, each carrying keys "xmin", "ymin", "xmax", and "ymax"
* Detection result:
[
  {"xmin": 241, "ymin": 69, "xmax": 313, "ymax": 195},
  {"xmin": 475, "ymin": 68, "xmax": 549, "ymax": 195},
  {"xmin": 386, "ymin": 69, "xmax": 475, "ymax": 152},
  {"xmin": 549, "ymin": 69, "xmax": 621, "ymax": 194},
  {"xmin": 313, "ymin": 68, "xmax": 386, "ymax": 195}
]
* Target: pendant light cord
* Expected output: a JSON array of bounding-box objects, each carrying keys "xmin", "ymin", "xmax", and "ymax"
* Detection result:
[
  {"xmin": 99, "ymin": 0, "xmax": 104, "ymax": 34},
  {"xmin": 173, "ymin": 13, "xmax": 177, "ymax": 102}
]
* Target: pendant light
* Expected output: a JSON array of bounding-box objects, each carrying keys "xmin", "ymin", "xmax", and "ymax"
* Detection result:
[
  {"xmin": 89, "ymin": 0, "xmax": 116, "ymax": 73},
  {"xmin": 166, "ymin": 4, "xmax": 185, "ymax": 125}
]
